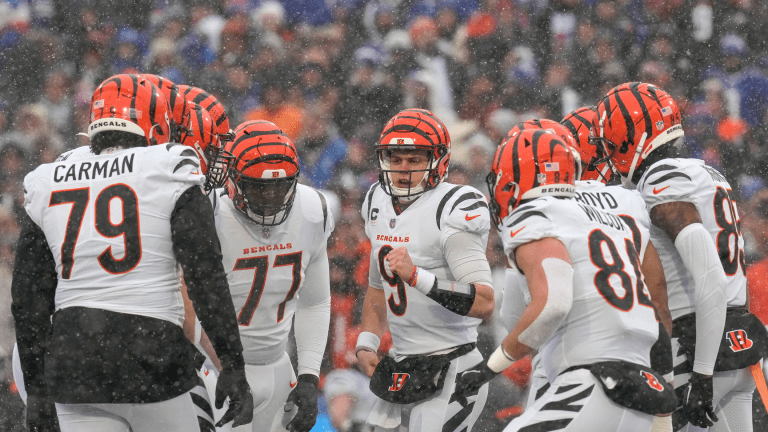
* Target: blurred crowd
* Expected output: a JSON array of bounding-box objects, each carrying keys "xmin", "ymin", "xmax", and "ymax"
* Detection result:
[{"xmin": 2, "ymin": 0, "xmax": 768, "ymax": 430}]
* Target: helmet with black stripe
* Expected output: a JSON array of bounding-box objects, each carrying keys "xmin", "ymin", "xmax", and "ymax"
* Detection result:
[
  {"xmin": 139, "ymin": 74, "xmax": 189, "ymax": 142},
  {"xmin": 88, "ymin": 74, "xmax": 171, "ymax": 150},
  {"xmin": 486, "ymin": 129, "xmax": 575, "ymax": 228},
  {"xmin": 375, "ymin": 108, "xmax": 451, "ymax": 199},
  {"xmin": 225, "ymin": 120, "xmax": 299, "ymax": 226},
  {"xmin": 592, "ymin": 82, "xmax": 683, "ymax": 186},
  {"xmin": 177, "ymin": 84, "xmax": 235, "ymax": 143},
  {"xmin": 180, "ymin": 102, "xmax": 233, "ymax": 191},
  {"xmin": 560, "ymin": 106, "xmax": 612, "ymax": 182},
  {"xmin": 505, "ymin": 118, "xmax": 583, "ymax": 181}
]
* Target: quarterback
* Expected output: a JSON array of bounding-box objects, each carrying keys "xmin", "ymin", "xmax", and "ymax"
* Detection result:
[{"xmin": 355, "ymin": 108, "xmax": 495, "ymax": 432}]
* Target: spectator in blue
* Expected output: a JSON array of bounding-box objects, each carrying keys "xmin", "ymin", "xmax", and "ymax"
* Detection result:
[
  {"xmin": 110, "ymin": 27, "xmax": 144, "ymax": 74},
  {"xmin": 703, "ymin": 34, "xmax": 768, "ymax": 131},
  {"xmin": 296, "ymin": 103, "xmax": 347, "ymax": 190}
]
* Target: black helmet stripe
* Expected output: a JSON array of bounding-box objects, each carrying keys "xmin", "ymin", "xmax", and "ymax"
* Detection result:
[
  {"xmin": 531, "ymin": 130, "xmax": 543, "ymax": 187},
  {"xmin": 613, "ymin": 88, "xmax": 634, "ymax": 145},
  {"xmin": 512, "ymin": 132, "xmax": 521, "ymax": 186},
  {"xmin": 129, "ymin": 74, "xmax": 139, "ymax": 122},
  {"xmin": 630, "ymin": 82, "xmax": 653, "ymax": 139},
  {"xmin": 148, "ymin": 83, "xmax": 159, "ymax": 134}
]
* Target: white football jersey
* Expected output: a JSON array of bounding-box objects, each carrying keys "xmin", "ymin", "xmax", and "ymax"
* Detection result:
[
  {"xmin": 213, "ymin": 184, "xmax": 333, "ymax": 365},
  {"xmin": 23, "ymin": 143, "xmax": 205, "ymax": 326},
  {"xmin": 636, "ymin": 158, "xmax": 747, "ymax": 319},
  {"xmin": 362, "ymin": 182, "xmax": 491, "ymax": 357},
  {"xmin": 502, "ymin": 196, "xmax": 658, "ymax": 382},
  {"xmin": 499, "ymin": 181, "xmax": 652, "ymax": 332}
]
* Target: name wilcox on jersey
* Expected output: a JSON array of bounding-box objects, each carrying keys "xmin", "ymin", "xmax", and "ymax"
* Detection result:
[
  {"xmin": 574, "ymin": 190, "xmax": 619, "ymax": 210},
  {"xmin": 53, "ymin": 154, "xmax": 135, "ymax": 183},
  {"xmin": 241, "ymin": 243, "xmax": 292, "ymax": 254},
  {"xmin": 375, "ymin": 235, "xmax": 410, "ymax": 243},
  {"xmin": 577, "ymin": 203, "xmax": 628, "ymax": 232}
]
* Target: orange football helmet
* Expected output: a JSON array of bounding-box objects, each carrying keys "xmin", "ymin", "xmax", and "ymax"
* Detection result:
[
  {"xmin": 139, "ymin": 74, "xmax": 189, "ymax": 142},
  {"xmin": 560, "ymin": 106, "xmax": 612, "ymax": 182},
  {"xmin": 487, "ymin": 129, "xmax": 575, "ymax": 227},
  {"xmin": 88, "ymin": 74, "xmax": 171, "ymax": 147},
  {"xmin": 592, "ymin": 82, "xmax": 683, "ymax": 185},
  {"xmin": 177, "ymin": 84, "xmax": 234, "ymax": 142},
  {"xmin": 505, "ymin": 118, "xmax": 583, "ymax": 180},
  {"xmin": 376, "ymin": 108, "xmax": 451, "ymax": 199},
  {"xmin": 180, "ymin": 103, "xmax": 233, "ymax": 191},
  {"xmin": 225, "ymin": 120, "xmax": 300, "ymax": 225}
]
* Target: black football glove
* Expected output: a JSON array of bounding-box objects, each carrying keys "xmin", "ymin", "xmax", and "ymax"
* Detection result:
[
  {"xmin": 682, "ymin": 372, "xmax": 718, "ymax": 428},
  {"xmin": 284, "ymin": 374, "xmax": 319, "ymax": 432},
  {"xmin": 451, "ymin": 361, "xmax": 498, "ymax": 407},
  {"xmin": 215, "ymin": 368, "xmax": 254, "ymax": 428},
  {"xmin": 25, "ymin": 394, "xmax": 60, "ymax": 432}
]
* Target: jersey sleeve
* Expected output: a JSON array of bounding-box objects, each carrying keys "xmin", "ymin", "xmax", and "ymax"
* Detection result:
[
  {"xmin": 361, "ymin": 183, "xmax": 378, "ymax": 238},
  {"xmin": 163, "ymin": 143, "xmax": 206, "ymax": 203},
  {"xmin": 22, "ymin": 169, "xmax": 46, "ymax": 228},
  {"xmin": 438, "ymin": 185, "xmax": 491, "ymax": 248},
  {"xmin": 501, "ymin": 199, "xmax": 560, "ymax": 269},
  {"xmin": 637, "ymin": 159, "xmax": 698, "ymax": 210}
]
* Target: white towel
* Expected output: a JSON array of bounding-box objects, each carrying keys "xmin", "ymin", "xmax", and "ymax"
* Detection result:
[{"xmin": 367, "ymin": 397, "xmax": 402, "ymax": 429}]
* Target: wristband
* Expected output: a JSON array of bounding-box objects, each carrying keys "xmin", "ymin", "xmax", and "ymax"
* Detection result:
[
  {"xmin": 412, "ymin": 267, "xmax": 437, "ymax": 294},
  {"xmin": 355, "ymin": 331, "xmax": 381, "ymax": 356},
  {"xmin": 406, "ymin": 266, "xmax": 418, "ymax": 286},
  {"xmin": 487, "ymin": 346, "xmax": 516, "ymax": 373}
]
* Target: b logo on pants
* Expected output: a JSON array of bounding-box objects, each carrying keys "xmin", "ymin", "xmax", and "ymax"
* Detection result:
[
  {"xmin": 389, "ymin": 373, "xmax": 409, "ymax": 391},
  {"xmin": 726, "ymin": 329, "xmax": 753, "ymax": 352},
  {"xmin": 641, "ymin": 371, "xmax": 664, "ymax": 392}
]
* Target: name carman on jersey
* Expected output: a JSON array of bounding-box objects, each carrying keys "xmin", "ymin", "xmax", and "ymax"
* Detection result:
[{"xmin": 53, "ymin": 153, "xmax": 135, "ymax": 183}]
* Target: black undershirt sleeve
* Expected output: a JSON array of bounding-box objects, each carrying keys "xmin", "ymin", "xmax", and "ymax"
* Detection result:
[
  {"xmin": 171, "ymin": 186, "xmax": 245, "ymax": 370},
  {"xmin": 11, "ymin": 210, "xmax": 58, "ymax": 396}
]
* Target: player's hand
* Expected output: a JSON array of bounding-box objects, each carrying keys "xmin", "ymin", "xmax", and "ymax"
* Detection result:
[
  {"xmin": 215, "ymin": 368, "xmax": 254, "ymax": 428},
  {"xmin": 452, "ymin": 361, "xmax": 498, "ymax": 407},
  {"xmin": 385, "ymin": 247, "xmax": 415, "ymax": 280},
  {"xmin": 356, "ymin": 349, "xmax": 380, "ymax": 377},
  {"xmin": 682, "ymin": 372, "xmax": 718, "ymax": 428},
  {"xmin": 284, "ymin": 374, "xmax": 319, "ymax": 432},
  {"xmin": 25, "ymin": 394, "xmax": 60, "ymax": 432}
]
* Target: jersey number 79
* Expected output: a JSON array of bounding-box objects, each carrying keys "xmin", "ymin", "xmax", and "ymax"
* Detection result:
[{"xmin": 50, "ymin": 185, "xmax": 141, "ymax": 279}]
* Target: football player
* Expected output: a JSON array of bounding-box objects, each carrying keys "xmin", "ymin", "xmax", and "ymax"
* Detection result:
[
  {"xmin": 457, "ymin": 128, "xmax": 673, "ymax": 431},
  {"xmin": 201, "ymin": 120, "xmax": 333, "ymax": 432},
  {"xmin": 355, "ymin": 108, "xmax": 495, "ymax": 431},
  {"xmin": 593, "ymin": 82, "xmax": 767, "ymax": 431},
  {"xmin": 498, "ymin": 115, "xmax": 674, "ymax": 431},
  {"xmin": 11, "ymin": 74, "xmax": 253, "ymax": 431}
]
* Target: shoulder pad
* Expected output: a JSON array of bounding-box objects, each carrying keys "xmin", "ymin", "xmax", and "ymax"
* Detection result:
[
  {"xmin": 436, "ymin": 185, "xmax": 490, "ymax": 235},
  {"xmin": 637, "ymin": 159, "xmax": 697, "ymax": 209}
]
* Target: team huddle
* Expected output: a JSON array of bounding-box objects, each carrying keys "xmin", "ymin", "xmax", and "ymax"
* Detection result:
[{"xmin": 9, "ymin": 73, "xmax": 767, "ymax": 432}]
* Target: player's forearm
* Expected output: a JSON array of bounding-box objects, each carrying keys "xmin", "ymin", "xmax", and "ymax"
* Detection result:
[
  {"xmin": 11, "ymin": 212, "xmax": 58, "ymax": 395},
  {"xmin": 674, "ymin": 223, "xmax": 727, "ymax": 375},
  {"xmin": 642, "ymin": 241, "xmax": 672, "ymax": 335},
  {"xmin": 295, "ymin": 298, "xmax": 331, "ymax": 376},
  {"xmin": 172, "ymin": 186, "xmax": 244, "ymax": 370},
  {"xmin": 466, "ymin": 284, "xmax": 495, "ymax": 319},
  {"xmin": 360, "ymin": 286, "xmax": 388, "ymax": 337}
]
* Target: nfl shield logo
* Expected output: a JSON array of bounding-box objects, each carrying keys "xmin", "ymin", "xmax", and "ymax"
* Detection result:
[
  {"xmin": 656, "ymin": 120, "xmax": 664, "ymax": 130},
  {"xmin": 390, "ymin": 218, "xmax": 396, "ymax": 229}
]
